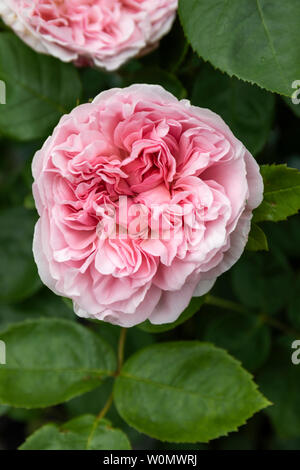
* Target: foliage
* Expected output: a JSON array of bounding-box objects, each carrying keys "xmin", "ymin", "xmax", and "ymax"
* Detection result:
[{"xmin": 0, "ymin": 4, "xmax": 300, "ymax": 450}]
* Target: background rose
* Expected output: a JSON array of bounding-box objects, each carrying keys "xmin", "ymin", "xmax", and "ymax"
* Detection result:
[
  {"xmin": 0, "ymin": 0, "xmax": 178, "ymax": 70},
  {"xmin": 32, "ymin": 84, "xmax": 263, "ymax": 327}
]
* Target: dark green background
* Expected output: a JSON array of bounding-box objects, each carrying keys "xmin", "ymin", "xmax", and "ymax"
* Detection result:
[{"xmin": 0, "ymin": 11, "xmax": 300, "ymax": 450}]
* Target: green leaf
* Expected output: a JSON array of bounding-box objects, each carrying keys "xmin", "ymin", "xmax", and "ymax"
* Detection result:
[
  {"xmin": 191, "ymin": 65, "xmax": 274, "ymax": 155},
  {"xmin": 179, "ymin": 0, "xmax": 300, "ymax": 96},
  {"xmin": 138, "ymin": 296, "xmax": 206, "ymax": 333},
  {"xmin": 114, "ymin": 341, "xmax": 270, "ymax": 443},
  {"xmin": 20, "ymin": 415, "xmax": 131, "ymax": 450},
  {"xmin": 254, "ymin": 165, "xmax": 300, "ymax": 222},
  {"xmin": 0, "ymin": 207, "xmax": 41, "ymax": 303},
  {"xmin": 231, "ymin": 250, "xmax": 292, "ymax": 315},
  {"xmin": 204, "ymin": 313, "xmax": 271, "ymax": 371},
  {"xmin": 0, "ymin": 33, "xmax": 81, "ymax": 141},
  {"xmin": 0, "ymin": 318, "xmax": 116, "ymax": 408},
  {"xmin": 124, "ymin": 66, "xmax": 187, "ymax": 100},
  {"xmin": 246, "ymin": 223, "xmax": 269, "ymax": 251}
]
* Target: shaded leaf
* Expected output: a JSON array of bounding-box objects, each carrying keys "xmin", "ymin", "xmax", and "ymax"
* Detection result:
[
  {"xmin": 283, "ymin": 96, "xmax": 300, "ymax": 118},
  {"xmin": 192, "ymin": 65, "xmax": 274, "ymax": 155},
  {"xmin": 204, "ymin": 313, "xmax": 271, "ymax": 371},
  {"xmin": 246, "ymin": 223, "xmax": 269, "ymax": 251},
  {"xmin": 231, "ymin": 250, "xmax": 292, "ymax": 315},
  {"xmin": 0, "ymin": 207, "xmax": 41, "ymax": 303},
  {"xmin": 159, "ymin": 17, "xmax": 189, "ymax": 73},
  {"xmin": 259, "ymin": 344, "xmax": 300, "ymax": 439},
  {"xmin": 138, "ymin": 296, "xmax": 206, "ymax": 333},
  {"xmin": 125, "ymin": 66, "xmax": 186, "ymax": 99},
  {"xmin": 0, "ymin": 288, "xmax": 74, "ymax": 331},
  {"xmin": 287, "ymin": 274, "xmax": 300, "ymax": 329}
]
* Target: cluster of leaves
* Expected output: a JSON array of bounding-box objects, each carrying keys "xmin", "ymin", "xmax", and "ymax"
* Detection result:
[{"xmin": 0, "ymin": 0, "xmax": 300, "ymax": 450}]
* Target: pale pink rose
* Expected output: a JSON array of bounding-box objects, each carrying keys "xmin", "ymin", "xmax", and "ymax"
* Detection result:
[
  {"xmin": 32, "ymin": 84, "xmax": 263, "ymax": 327},
  {"xmin": 0, "ymin": 0, "xmax": 178, "ymax": 70}
]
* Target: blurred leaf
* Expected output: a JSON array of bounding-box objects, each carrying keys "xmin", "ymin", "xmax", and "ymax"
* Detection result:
[
  {"xmin": 159, "ymin": 442, "xmax": 207, "ymax": 450},
  {"xmin": 125, "ymin": 327, "xmax": 156, "ymax": 355},
  {"xmin": 288, "ymin": 274, "xmax": 300, "ymax": 329},
  {"xmin": 79, "ymin": 67, "xmax": 123, "ymax": 103},
  {"xmin": 231, "ymin": 251, "xmax": 292, "ymax": 315},
  {"xmin": 24, "ymin": 193, "xmax": 35, "ymax": 210},
  {"xmin": 90, "ymin": 322, "xmax": 120, "ymax": 352},
  {"xmin": 62, "ymin": 296, "xmax": 73, "ymax": 310},
  {"xmin": 191, "ymin": 65, "xmax": 274, "ymax": 155},
  {"xmin": 0, "ymin": 404, "xmax": 9, "ymax": 416},
  {"xmin": 0, "ymin": 207, "xmax": 41, "ymax": 303},
  {"xmin": 90, "ymin": 319, "xmax": 157, "ymax": 362},
  {"xmin": 246, "ymin": 224, "xmax": 269, "ymax": 251},
  {"xmin": 0, "ymin": 140, "xmax": 41, "ymax": 207},
  {"xmin": 66, "ymin": 380, "xmax": 113, "ymax": 418},
  {"xmin": 259, "ymin": 344, "xmax": 300, "ymax": 439},
  {"xmin": 272, "ymin": 437, "xmax": 300, "ymax": 450},
  {"xmin": 6, "ymin": 407, "xmax": 41, "ymax": 423},
  {"xmin": 20, "ymin": 415, "xmax": 131, "ymax": 450},
  {"xmin": 0, "ymin": 288, "xmax": 74, "ymax": 331},
  {"xmin": 204, "ymin": 313, "xmax": 271, "ymax": 371},
  {"xmin": 254, "ymin": 164, "xmax": 300, "ymax": 222},
  {"xmin": 179, "ymin": 0, "xmax": 300, "ymax": 96},
  {"xmin": 217, "ymin": 433, "xmax": 255, "ymax": 450},
  {"xmin": 125, "ymin": 66, "xmax": 186, "ymax": 99},
  {"xmin": 138, "ymin": 296, "xmax": 206, "ymax": 333},
  {"xmin": 0, "ymin": 319, "xmax": 116, "ymax": 408},
  {"xmin": 262, "ymin": 217, "xmax": 300, "ymax": 258},
  {"xmin": 283, "ymin": 96, "xmax": 300, "ymax": 118},
  {"xmin": 159, "ymin": 17, "xmax": 188, "ymax": 72},
  {"xmin": 114, "ymin": 341, "xmax": 270, "ymax": 443},
  {"xmin": 0, "ymin": 33, "xmax": 81, "ymax": 141}
]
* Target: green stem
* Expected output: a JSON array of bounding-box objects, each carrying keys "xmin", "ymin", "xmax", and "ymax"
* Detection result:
[
  {"xmin": 117, "ymin": 327, "xmax": 127, "ymax": 374},
  {"xmin": 96, "ymin": 393, "xmax": 114, "ymax": 421},
  {"xmin": 87, "ymin": 391, "xmax": 114, "ymax": 449},
  {"xmin": 206, "ymin": 295, "xmax": 248, "ymax": 314},
  {"xmin": 205, "ymin": 295, "xmax": 300, "ymax": 338},
  {"xmin": 260, "ymin": 314, "xmax": 300, "ymax": 339},
  {"xmin": 95, "ymin": 327, "xmax": 127, "ymax": 422}
]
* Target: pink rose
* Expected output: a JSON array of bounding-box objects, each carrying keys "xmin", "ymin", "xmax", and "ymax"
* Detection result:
[
  {"xmin": 0, "ymin": 0, "xmax": 178, "ymax": 70},
  {"xmin": 32, "ymin": 84, "xmax": 263, "ymax": 327}
]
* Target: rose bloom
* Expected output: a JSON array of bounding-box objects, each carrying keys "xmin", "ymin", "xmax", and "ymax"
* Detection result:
[
  {"xmin": 0, "ymin": 0, "xmax": 178, "ymax": 70},
  {"xmin": 32, "ymin": 84, "xmax": 263, "ymax": 327}
]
